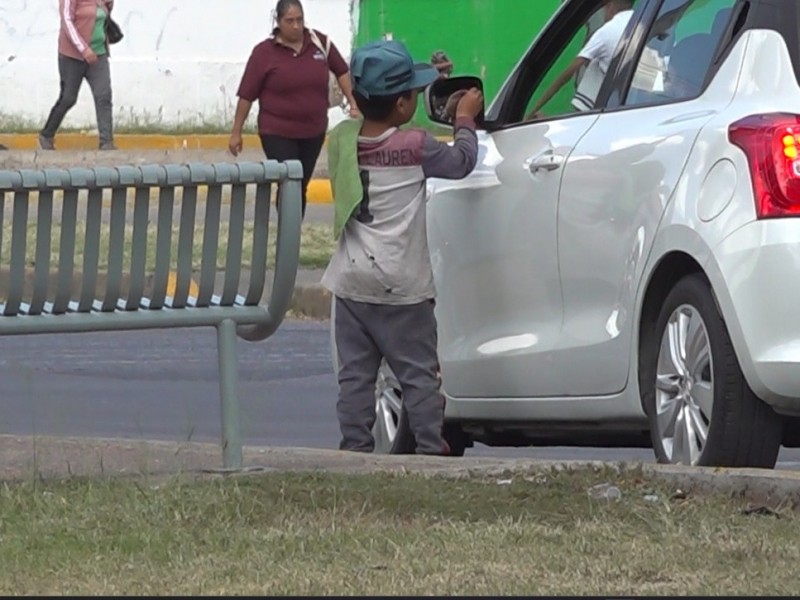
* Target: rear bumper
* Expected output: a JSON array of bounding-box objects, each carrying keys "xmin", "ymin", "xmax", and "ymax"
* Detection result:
[{"xmin": 711, "ymin": 220, "xmax": 800, "ymax": 415}]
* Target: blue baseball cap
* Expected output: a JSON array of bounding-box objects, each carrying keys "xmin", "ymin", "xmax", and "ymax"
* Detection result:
[{"xmin": 350, "ymin": 39, "xmax": 439, "ymax": 99}]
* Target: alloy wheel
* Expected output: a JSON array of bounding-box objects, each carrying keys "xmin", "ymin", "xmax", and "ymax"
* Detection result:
[
  {"xmin": 654, "ymin": 304, "xmax": 714, "ymax": 465},
  {"xmin": 373, "ymin": 364, "xmax": 403, "ymax": 453}
]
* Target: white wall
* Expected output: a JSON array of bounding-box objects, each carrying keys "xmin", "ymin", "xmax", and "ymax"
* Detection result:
[{"xmin": 0, "ymin": 0, "xmax": 354, "ymax": 131}]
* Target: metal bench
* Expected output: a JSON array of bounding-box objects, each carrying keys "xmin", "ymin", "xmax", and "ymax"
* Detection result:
[{"xmin": 0, "ymin": 160, "xmax": 303, "ymax": 469}]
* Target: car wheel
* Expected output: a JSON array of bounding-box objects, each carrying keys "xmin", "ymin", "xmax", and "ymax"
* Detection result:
[
  {"xmin": 373, "ymin": 361, "xmax": 417, "ymax": 454},
  {"xmin": 642, "ymin": 274, "xmax": 784, "ymax": 468}
]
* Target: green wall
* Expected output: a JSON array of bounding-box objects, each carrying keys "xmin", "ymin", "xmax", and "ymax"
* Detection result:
[{"xmin": 354, "ymin": 0, "xmax": 564, "ymax": 122}]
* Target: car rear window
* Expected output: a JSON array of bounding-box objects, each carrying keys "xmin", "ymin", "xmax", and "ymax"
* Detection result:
[{"xmin": 624, "ymin": 0, "xmax": 737, "ymax": 106}]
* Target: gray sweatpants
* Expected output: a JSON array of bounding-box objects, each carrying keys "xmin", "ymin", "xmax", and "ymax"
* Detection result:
[
  {"xmin": 334, "ymin": 296, "xmax": 447, "ymax": 455},
  {"xmin": 41, "ymin": 53, "xmax": 114, "ymax": 146}
]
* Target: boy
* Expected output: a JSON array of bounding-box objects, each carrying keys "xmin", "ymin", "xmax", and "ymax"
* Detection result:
[{"xmin": 321, "ymin": 39, "xmax": 483, "ymax": 455}]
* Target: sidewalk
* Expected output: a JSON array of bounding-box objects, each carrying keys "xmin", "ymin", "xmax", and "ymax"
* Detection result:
[
  {"xmin": 0, "ymin": 135, "xmax": 333, "ymax": 203},
  {"xmin": 0, "ymin": 133, "xmax": 269, "ymax": 153}
]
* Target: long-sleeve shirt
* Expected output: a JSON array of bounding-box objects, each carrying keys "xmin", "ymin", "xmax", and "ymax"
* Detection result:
[
  {"xmin": 58, "ymin": 0, "xmax": 113, "ymax": 60},
  {"xmin": 322, "ymin": 117, "xmax": 479, "ymax": 305}
]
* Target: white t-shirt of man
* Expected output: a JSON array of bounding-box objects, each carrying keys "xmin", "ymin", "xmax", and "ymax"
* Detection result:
[{"xmin": 572, "ymin": 9, "xmax": 634, "ymax": 111}]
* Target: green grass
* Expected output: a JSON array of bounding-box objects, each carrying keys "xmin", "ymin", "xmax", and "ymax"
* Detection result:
[
  {"xmin": 0, "ymin": 468, "xmax": 797, "ymax": 595},
  {"xmin": 0, "ymin": 111, "xmax": 259, "ymax": 136},
  {"xmin": 2, "ymin": 219, "xmax": 335, "ymax": 271},
  {"xmin": 0, "ymin": 111, "xmax": 448, "ymax": 136}
]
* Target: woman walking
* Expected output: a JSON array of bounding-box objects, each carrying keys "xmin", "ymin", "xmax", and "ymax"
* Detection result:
[
  {"xmin": 40, "ymin": 0, "xmax": 117, "ymax": 151},
  {"xmin": 228, "ymin": 0, "xmax": 358, "ymax": 217}
]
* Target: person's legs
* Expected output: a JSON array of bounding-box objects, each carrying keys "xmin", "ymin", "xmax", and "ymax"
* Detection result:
[
  {"xmin": 334, "ymin": 297, "xmax": 383, "ymax": 452},
  {"xmin": 40, "ymin": 54, "xmax": 87, "ymax": 148},
  {"xmin": 260, "ymin": 134, "xmax": 303, "ymax": 216},
  {"xmin": 85, "ymin": 55, "xmax": 115, "ymax": 149},
  {"xmin": 295, "ymin": 133, "xmax": 326, "ymax": 216},
  {"xmin": 371, "ymin": 300, "xmax": 449, "ymax": 455}
]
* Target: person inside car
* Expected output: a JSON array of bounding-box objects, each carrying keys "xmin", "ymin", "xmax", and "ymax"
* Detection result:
[{"xmin": 525, "ymin": 0, "xmax": 634, "ymax": 120}]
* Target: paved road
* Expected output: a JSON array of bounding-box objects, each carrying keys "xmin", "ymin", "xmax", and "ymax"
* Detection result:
[{"xmin": 1, "ymin": 319, "xmax": 799, "ymax": 467}]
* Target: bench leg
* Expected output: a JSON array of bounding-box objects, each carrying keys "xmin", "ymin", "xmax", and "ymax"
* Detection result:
[{"xmin": 217, "ymin": 318, "xmax": 243, "ymax": 469}]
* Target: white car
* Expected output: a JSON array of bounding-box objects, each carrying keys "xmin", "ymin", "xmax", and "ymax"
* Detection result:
[{"xmin": 333, "ymin": 0, "xmax": 800, "ymax": 468}]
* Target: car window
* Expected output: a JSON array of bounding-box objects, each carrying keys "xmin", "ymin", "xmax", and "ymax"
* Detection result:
[
  {"xmin": 486, "ymin": 0, "xmax": 644, "ymax": 126},
  {"xmin": 520, "ymin": 6, "xmax": 611, "ymax": 121},
  {"xmin": 624, "ymin": 0, "xmax": 737, "ymax": 107}
]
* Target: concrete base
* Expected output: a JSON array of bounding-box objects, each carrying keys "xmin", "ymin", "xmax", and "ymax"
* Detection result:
[{"xmin": 2, "ymin": 433, "xmax": 799, "ymax": 510}]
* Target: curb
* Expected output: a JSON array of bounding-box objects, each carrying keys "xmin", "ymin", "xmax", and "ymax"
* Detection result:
[
  {"xmin": 0, "ymin": 133, "xmax": 264, "ymax": 152},
  {"xmin": 306, "ymin": 178, "xmax": 332, "ymax": 204},
  {"xmin": 290, "ymin": 282, "xmax": 331, "ymax": 319},
  {"xmin": 3, "ymin": 434, "xmax": 800, "ymax": 509}
]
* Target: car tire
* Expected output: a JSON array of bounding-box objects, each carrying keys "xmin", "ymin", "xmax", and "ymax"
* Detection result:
[
  {"xmin": 373, "ymin": 361, "xmax": 468, "ymax": 456},
  {"xmin": 641, "ymin": 274, "xmax": 784, "ymax": 468},
  {"xmin": 374, "ymin": 360, "xmax": 417, "ymax": 454}
]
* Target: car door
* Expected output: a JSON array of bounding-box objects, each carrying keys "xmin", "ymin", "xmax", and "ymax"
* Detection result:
[
  {"xmin": 554, "ymin": 0, "xmax": 741, "ymax": 396},
  {"xmin": 429, "ymin": 0, "xmax": 618, "ymax": 399}
]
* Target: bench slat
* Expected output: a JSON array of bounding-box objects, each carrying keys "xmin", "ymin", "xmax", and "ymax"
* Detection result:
[
  {"xmin": 102, "ymin": 187, "xmax": 127, "ymax": 311},
  {"xmin": 172, "ymin": 185, "xmax": 197, "ymax": 308},
  {"xmin": 4, "ymin": 192, "xmax": 29, "ymax": 316},
  {"xmin": 29, "ymin": 190, "xmax": 54, "ymax": 315},
  {"xmin": 196, "ymin": 184, "xmax": 221, "ymax": 308},
  {"xmin": 245, "ymin": 182, "xmax": 271, "ymax": 306},
  {"xmin": 221, "ymin": 183, "xmax": 246, "ymax": 306},
  {"xmin": 0, "ymin": 193, "xmax": 5, "ymax": 289},
  {"xmin": 51, "ymin": 189, "xmax": 78, "ymax": 315},
  {"xmin": 124, "ymin": 186, "xmax": 151, "ymax": 311},
  {"xmin": 76, "ymin": 188, "xmax": 102, "ymax": 312},
  {"xmin": 146, "ymin": 186, "xmax": 174, "ymax": 310}
]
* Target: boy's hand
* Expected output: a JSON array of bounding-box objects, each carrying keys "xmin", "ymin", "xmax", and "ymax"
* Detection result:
[
  {"xmin": 455, "ymin": 88, "xmax": 483, "ymax": 120},
  {"xmin": 443, "ymin": 90, "xmax": 466, "ymax": 119}
]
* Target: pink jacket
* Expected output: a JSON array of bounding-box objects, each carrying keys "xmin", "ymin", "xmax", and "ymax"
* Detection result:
[{"xmin": 58, "ymin": 0, "xmax": 114, "ymax": 60}]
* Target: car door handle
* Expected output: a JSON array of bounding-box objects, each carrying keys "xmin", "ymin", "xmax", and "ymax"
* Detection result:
[{"xmin": 525, "ymin": 152, "xmax": 564, "ymax": 173}]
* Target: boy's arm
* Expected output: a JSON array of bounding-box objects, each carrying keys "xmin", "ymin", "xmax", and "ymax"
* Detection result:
[{"xmin": 422, "ymin": 118, "xmax": 479, "ymax": 180}]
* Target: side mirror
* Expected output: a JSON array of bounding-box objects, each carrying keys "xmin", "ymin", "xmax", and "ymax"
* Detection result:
[{"xmin": 424, "ymin": 75, "xmax": 485, "ymax": 128}]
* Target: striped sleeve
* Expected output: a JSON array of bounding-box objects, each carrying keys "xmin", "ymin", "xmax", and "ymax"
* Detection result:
[
  {"xmin": 61, "ymin": 0, "xmax": 88, "ymax": 54},
  {"xmin": 421, "ymin": 118, "xmax": 479, "ymax": 180}
]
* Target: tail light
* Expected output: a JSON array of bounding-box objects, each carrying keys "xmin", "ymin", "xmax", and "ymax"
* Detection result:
[{"xmin": 729, "ymin": 113, "xmax": 800, "ymax": 218}]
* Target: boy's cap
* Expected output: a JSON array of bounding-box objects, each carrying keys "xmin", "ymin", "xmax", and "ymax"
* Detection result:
[{"xmin": 350, "ymin": 40, "xmax": 439, "ymax": 99}]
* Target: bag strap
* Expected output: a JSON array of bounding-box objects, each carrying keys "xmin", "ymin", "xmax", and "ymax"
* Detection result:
[{"xmin": 309, "ymin": 29, "xmax": 329, "ymax": 61}]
